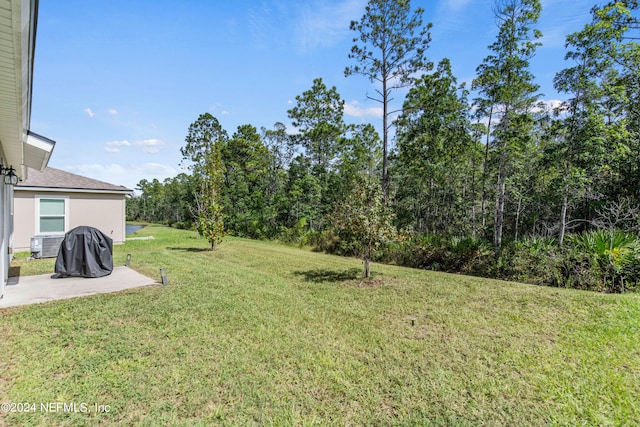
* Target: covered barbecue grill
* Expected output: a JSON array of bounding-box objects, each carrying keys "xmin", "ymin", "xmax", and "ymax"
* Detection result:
[{"xmin": 53, "ymin": 226, "xmax": 113, "ymax": 278}]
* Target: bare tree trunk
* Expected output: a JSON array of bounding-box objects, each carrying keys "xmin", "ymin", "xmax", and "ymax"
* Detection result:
[
  {"xmin": 494, "ymin": 148, "xmax": 507, "ymax": 256},
  {"xmin": 382, "ymin": 77, "xmax": 389, "ymax": 204},
  {"xmin": 515, "ymin": 194, "xmax": 522, "ymax": 242},
  {"xmin": 558, "ymin": 158, "xmax": 571, "ymax": 248},
  {"xmin": 425, "ymin": 178, "xmax": 434, "ymax": 234},
  {"xmin": 481, "ymin": 106, "xmax": 493, "ymax": 229},
  {"xmin": 470, "ymin": 155, "xmax": 478, "ymax": 236},
  {"xmin": 443, "ymin": 188, "xmax": 451, "ymax": 232},
  {"xmin": 558, "ymin": 193, "xmax": 568, "ymax": 248},
  {"xmin": 364, "ymin": 244, "xmax": 371, "ymax": 278},
  {"xmin": 494, "ymin": 100, "xmax": 511, "ymax": 257}
]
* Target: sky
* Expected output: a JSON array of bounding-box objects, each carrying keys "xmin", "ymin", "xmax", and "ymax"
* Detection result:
[{"xmin": 30, "ymin": 0, "xmax": 603, "ymax": 191}]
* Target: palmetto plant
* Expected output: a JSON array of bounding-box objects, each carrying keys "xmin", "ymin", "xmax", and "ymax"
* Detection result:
[
  {"xmin": 569, "ymin": 229, "xmax": 638, "ymax": 292},
  {"xmin": 516, "ymin": 236, "xmax": 557, "ymax": 254}
]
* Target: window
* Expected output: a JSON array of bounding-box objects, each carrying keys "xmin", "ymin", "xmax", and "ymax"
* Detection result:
[{"xmin": 38, "ymin": 198, "xmax": 67, "ymax": 234}]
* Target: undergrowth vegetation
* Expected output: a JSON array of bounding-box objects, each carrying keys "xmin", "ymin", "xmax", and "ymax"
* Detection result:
[{"xmin": 316, "ymin": 229, "xmax": 640, "ymax": 293}]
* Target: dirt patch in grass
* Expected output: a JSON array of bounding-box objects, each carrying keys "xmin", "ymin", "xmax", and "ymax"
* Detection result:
[{"xmin": 342, "ymin": 277, "xmax": 385, "ymax": 288}]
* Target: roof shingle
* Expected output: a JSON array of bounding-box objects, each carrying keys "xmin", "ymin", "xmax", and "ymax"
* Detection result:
[{"xmin": 16, "ymin": 167, "xmax": 132, "ymax": 192}]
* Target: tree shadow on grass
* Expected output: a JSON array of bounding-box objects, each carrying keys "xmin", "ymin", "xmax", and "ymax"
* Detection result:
[
  {"xmin": 166, "ymin": 247, "xmax": 212, "ymax": 253},
  {"xmin": 293, "ymin": 268, "xmax": 362, "ymax": 283}
]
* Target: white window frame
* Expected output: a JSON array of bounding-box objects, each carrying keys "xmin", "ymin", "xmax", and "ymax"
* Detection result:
[{"xmin": 36, "ymin": 195, "xmax": 69, "ymax": 235}]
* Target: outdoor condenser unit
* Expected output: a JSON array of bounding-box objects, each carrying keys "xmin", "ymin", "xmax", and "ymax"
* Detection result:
[{"xmin": 30, "ymin": 235, "xmax": 65, "ymax": 259}]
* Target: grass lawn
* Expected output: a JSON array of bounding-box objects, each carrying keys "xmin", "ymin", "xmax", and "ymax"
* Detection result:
[{"xmin": 1, "ymin": 224, "xmax": 639, "ymax": 426}]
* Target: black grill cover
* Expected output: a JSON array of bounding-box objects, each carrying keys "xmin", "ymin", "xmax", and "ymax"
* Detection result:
[{"xmin": 53, "ymin": 226, "xmax": 113, "ymax": 278}]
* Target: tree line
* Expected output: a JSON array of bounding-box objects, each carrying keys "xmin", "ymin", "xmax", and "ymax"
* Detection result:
[{"xmin": 127, "ymin": 0, "xmax": 640, "ymax": 291}]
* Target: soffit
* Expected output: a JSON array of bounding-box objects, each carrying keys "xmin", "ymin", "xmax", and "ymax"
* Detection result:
[{"xmin": 0, "ymin": 0, "xmax": 35, "ymax": 179}]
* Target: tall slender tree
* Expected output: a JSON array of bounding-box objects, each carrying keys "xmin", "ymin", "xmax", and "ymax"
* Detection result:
[
  {"xmin": 553, "ymin": 0, "xmax": 640, "ymax": 246},
  {"xmin": 395, "ymin": 59, "xmax": 476, "ymax": 235},
  {"xmin": 181, "ymin": 113, "xmax": 227, "ymax": 250},
  {"xmin": 261, "ymin": 122, "xmax": 293, "ymax": 236},
  {"xmin": 472, "ymin": 0, "xmax": 542, "ymax": 254},
  {"xmin": 222, "ymin": 124, "xmax": 270, "ymax": 237},
  {"xmin": 287, "ymin": 78, "xmax": 345, "ymax": 172},
  {"xmin": 345, "ymin": 0, "xmax": 432, "ymax": 202},
  {"xmin": 288, "ymin": 78, "xmax": 347, "ymax": 230}
]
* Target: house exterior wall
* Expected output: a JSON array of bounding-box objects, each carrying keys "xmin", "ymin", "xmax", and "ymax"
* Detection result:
[
  {"xmin": 13, "ymin": 190, "xmax": 127, "ymax": 252},
  {"xmin": 0, "ymin": 181, "xmax": 13, "ymax": 295}
]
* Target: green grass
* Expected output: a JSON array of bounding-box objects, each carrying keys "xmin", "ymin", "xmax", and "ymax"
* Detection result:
[{"xmin": 1, "ymin": 224, "xmax": 639, "ymax": 426}]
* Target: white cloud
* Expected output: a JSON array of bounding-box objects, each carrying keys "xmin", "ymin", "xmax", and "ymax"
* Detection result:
[
  {"xmin": 104, "ymin": 139, "xmax": 167, "ymax": 154},
  {"xmin": 295, "ymin": 0, "xmax": 366, "ymax": 53},
  {"xmin": 538, "ymin": 1, "xmax": 593, "ymax": 49},
  {"xmin": 84, "ymin": 108, "xmax": 95, "ymax": 118},
  {"xmin": 444, "ymin": 0, "xmax": 473, "ymax": 13},
  {"xmin": 108, "ymin": 108, "xmax": 118, "ymax": 115},
  {"xmin": 208, "ymin": 103, "xmax": 229, "ymax": 115},
  {"xmin": 64, "ymin": 164, "xmax": 127, "ymax": 181},
  {"xmin": 534, "ymin": 99, "xmax": 565, "ymax": 113},
  {"xmin": 104, "ymin": 140, "xmax": 131, "ymax": 153},
  {"xmin": 140, "ymin": 138, "xmax": 162, "ymax": 146},
  {"xmin": 247, "ymin": 6, "xmax": 273, "ymax": 50},
  {"xmin": 471, "ymin": 99, "xmax": 567, "ymax": 127},
  {"xmin": 129, "ymin": 163, "xmax": 179, "ymax": 191},
  {"xmin": 61, "ymin": 162, "xmax": 177, "ymax": 190},
  {"xmin": 344, "ymin": 100, "xmax": 383, "ymax": 118},
  {"xmin": 135, "ymin": 139, "xmax": 165, "ymax": 154},
  {"xmin": 131, "ymin": 162, "xmax": 177, "ymax": 176},
  {"xmin": 544, "ymin": 99, "xmax": 564, "ymax": 110}
]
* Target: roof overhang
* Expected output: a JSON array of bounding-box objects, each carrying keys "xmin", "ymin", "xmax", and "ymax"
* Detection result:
[
  {"xmin": 14, "ymin": 186, "xmax": 133, "ymax": 195},
  {"xmin": 0, "ymin": 0, "xmax": 41, "ymax": 180},
  {"xmin": 23, "ymin": 130, "xmax": 54, "ymax": 171}
]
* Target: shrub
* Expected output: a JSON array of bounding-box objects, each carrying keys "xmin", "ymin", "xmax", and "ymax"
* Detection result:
[
  {"xmin": 447, "ymin": 236, "xmax": 494, "ymax": 275},
  {"xmin": 380, "ymin": 234, "xmax": 493, "ymax": 276},
  {"xmin": 278, "ymin": 218, "xmax": 312, "ymax": 248},
  {"xmin": 555, "ymin": 247, "xmax": 605, "ymax": 291},
  {"xmin": 315, "ymin": 226, "xmax": 640, "ymax": 293},
  {"xmin": 493, "ymin": 231, "xmax": 640, "ymax": 293},
  {"xmin": 501, "ymin": 236, "xmax": 560, "ymax": 286},
  {"xmin": 567, "ymin": 230, "xmax": 639, "ymax": 292}
]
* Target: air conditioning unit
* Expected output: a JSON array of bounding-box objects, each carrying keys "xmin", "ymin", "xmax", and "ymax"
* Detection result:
[{"xmin": 31, "ymin": 235, "xmax": 65, "ymax": 259}]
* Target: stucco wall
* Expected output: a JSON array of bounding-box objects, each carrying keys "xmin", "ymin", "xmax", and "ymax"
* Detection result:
[
  {"xmin": 13, "ymin": 190, "xmax": 127, "ymax": 252},
  {"xmin": 13, "ymin": 190, "xmax": 34, "ymax": 252}
]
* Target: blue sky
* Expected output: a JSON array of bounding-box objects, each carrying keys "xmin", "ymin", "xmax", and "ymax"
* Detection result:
[{"xmin": 31, "ymin": 0, "xmax": 600, "ymax": 190}]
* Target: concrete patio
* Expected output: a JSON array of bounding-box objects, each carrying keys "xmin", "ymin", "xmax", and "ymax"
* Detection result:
[{"xmin": 0, "ymin": 266, "xmax": 159, "ymax": 308}]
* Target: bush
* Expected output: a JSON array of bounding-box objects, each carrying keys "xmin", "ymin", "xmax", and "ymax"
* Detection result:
[
  {"xmin": 448, "ymin": 236, "xmax": 494, "ymax": 276},
  {"xmin": 277, "ymin": 218, "xmax": 312, "ymax": 248},
  {"xmin": 384, "ymin": 234, "xmax": 443, "ymax": 270},
  {"xmin": 379, "ymin": 234, "xmax": 493, "ymax": 276},
  {"xmin": 567, "ymin": 230, "xmax": 639, "ymax": 292},
  {"xmin": 314, "ymin": 226, "xmax": 640, "ymax": 293},
  {"xmin": 555, "ymin": 247, "xmax": 606, "ymax": 291},
  {"xmin": 501, "ymin": 230, "xmax": 640, "ymax": 292},
  {"xmin": 311, "ymin": 229, "xmax": 343, "ymax": 254},
  {"xmin": 499, "ymin": 237, "xmax": 560, "ymax": 286}
]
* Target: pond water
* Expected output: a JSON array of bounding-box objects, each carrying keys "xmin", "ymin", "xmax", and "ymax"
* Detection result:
[{"xmin": 126, "ymin": 224, "xmax": 146, "ymax": 235}]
